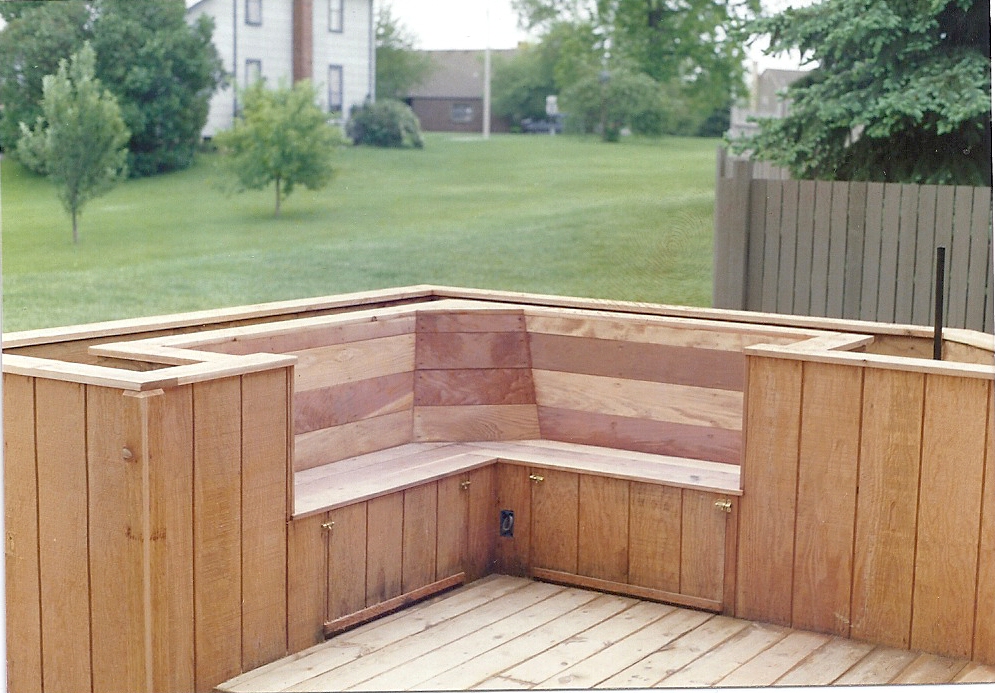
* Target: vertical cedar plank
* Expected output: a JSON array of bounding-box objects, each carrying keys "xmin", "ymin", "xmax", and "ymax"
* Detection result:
[
  {"xmin": 842, "ymin": 182, "xmax": 867, "ymax": 319},
  {"xmin": 736, "ymin": 356, "xmax": 802, "ymax": 625},
  {"xmin": 761, "ymin": 181, "xmax": 783, "ymax": 313},
  {"xmin": 680, "ymin": 489, "xmax": 726, "ymax": 603},
  {"xmin": 402, "ymin": 484, "xmax": 438, "ymax": 592},
  {"xmin": 193, "ymin": 377, "xmax": 243, "ymax": 692},
  {"xmin": 328, "ymin": 502, "xmax": 367, "ymax": 619},
  {"xmin": 793, "ymin": 180, "xmax": 817, "ymax": 314},
  {"xmin": 4, "ymin": 374, "xmax": 42, "ymax": 693},
  {"xmin": 147, "ymin": 386, "xmax": 195, "ymax": 693},
  {"xmin": 974, "ymin": 383, "xmax": 995, "ymax": 664},
  {"xmin": 35, "ymin": 378, "xmax": 92, "ymax": 693},
  {"xmin": 531, "ymin": 468, "xmax": 579, "ymax": 574},
  {"xmin": 850, "ymin": 369, "xmax": 923, "ymax": 649},
  {"xmin": 628, "ymin": 482, "xmax": 681, "ymax": 593},
  {"xmin": 860, "ymin": 183, "xmax": 885, "ymax": 321},
  {"xmin": 911, "ymin": 375, "xmax": 988, "ymax": 659},
  {"xmin": 241, "ymin": 370, "xmax": 289, "ymax": 671},
  {"xmin": 494, "ymin": 464, "xmax": 531, "ymax": 576},
  {"xmin": 287, "ymin": 514, "xmax": 328, "ymax": 652},
  {"xmin": 366, "ymin": 493, "xmax": 404, "ymax": 605},
  {"xmin": 88, "ymin": 387, "xmax": 147, "ymax": 692},
  {"xmin": 436, "ymin": 475, "xmax": 467, "ymax": 579},
  {"xmin": 777, "ymin": 180, "xmax": 799, "ymax": 314},
  {"xmin": 876, "ymin": 184, "xmax": 904, "ymax": 322},
  {"xmin": 792, "ymin": 363, "xmax": 862, "ymax": 636},
  {"xmin": 466, "ymin": 465, "xmax": 497, "ymax": 581},
  {"xmin": 578, "ymin": 475, "xmax": 629, "ymax": 583},
  {"xmin": 826, "ymin": 181, "xmax": 850, "ymax": 317}
]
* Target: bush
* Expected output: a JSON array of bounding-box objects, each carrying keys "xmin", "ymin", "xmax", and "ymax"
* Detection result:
[
  {"xmin": 347, "ymin": 99, "xmax": 423, "ymax": 149},
  {"xmin": 560, "ymin": 70, "xmax": 678, "ymax": 141}
]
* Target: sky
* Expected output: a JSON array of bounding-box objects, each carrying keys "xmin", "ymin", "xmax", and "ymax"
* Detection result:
[{"xmin": 381, "ymin": 0, "xmax": 813, "ymax": 72}]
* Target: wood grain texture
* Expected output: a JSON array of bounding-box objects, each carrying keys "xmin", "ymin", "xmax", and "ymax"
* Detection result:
[
  {"xmin": 402, "ymin": 483, "xmax": 438, "ymax": 592},
  {"xmin": 193, "ymin": 377, "xmax": 243, "ymax": 691},
  {"xmin": 911, "ymin": 374, "xmax": 989, "ymax": 659},
  {"xmin": 859, "ymin": 183, "xmax": 885, "ymax": 321},
  {"xmin": 292, "ymin": 334, "xmax": 415, "ymax": 391},
  {"xmin": 88, "ymin": 386, "xmax": 147, "ymax": 693},
  {"xmin": 533, "ymin": 370, "xmax": 743, "ymax": 431},
  {"xmin": 680, "ymin": 489, "xmax": 726, "ymax": 603},
  {"xmin": 436, "ymin": 475, "xmax": 467, "ymax": 579},
  {"xmin": 287, "ymin": 513, "xmax": 328, "ymax": 652},
  {"xmin": 531, "ymin": 468, "xmax": 579, "ymax": 574},
  {"xmin": 366, "ymin": 492, "xmax": 404, "ymax": 606},
  {"xmin": 294, "ymin": 409, "xmax": 413, "ymax": 470},
  {"xmin": 35, "ymin": 378, "xmax": 92, "ymax": 693},
  {"xmin": 205, "ymin": 314, "xmax": 415, "ymax": 357},
  {"xmin": 294, "ymin": 371, "xmax": 413, "ymax": 433},
  {"xmin": 414, "ymin": 368, "xmax": 535, "ymax": 406},
  {"xmin": 416, "ymin": 332, "xmax": 531, "ymax": 370},
  {"xmin": 327, "ymin": 502, "xmax": 367, "ymax": 620},
  {"xmin": 241, "ymin": 370, "xmax": 290, "ymax": 671},
  {"xmin": 578, "ymin": 475, "xmax": 629, "ymax": 583},
  {"xmin": 416, "ymin": 309, "xmax": 526, "ymax": 334},
  {"xmin": 975, "ymin": 383, "xmax": 995, "ymax": 665},
  {"xmin": 536, "ymin": 406, "xmax": 742, "ymax": 464},
  {"xmin": 792, "ymin": 362, "xmax": 862, "ymax": 636},
  {"xmin": 495, "ymin": 463, "xmax": 532, "ymax": 576},
  {"xmin": 736, "ymin": 356, "xmax": 802, "ymax": 625},
  {"xmin": 146, "ymin": 386, "xmax": 196, "ymax": 693},
  {"xmin": 628, "ymin": 482, "xmax": 681, "ymax": 593},
  {"xmin": 850, "ymin": 368, "xmax": 923, "ymax": 648},
  {"xmin": 3, "ymin": 374, "xmax": 42, "ymax": 693},
  {"xmin": 413, "ymin": 404, "xmax": 540, "ymax": 441},
  {"xmin": 467, "ymin": 465, "xmax": 497, "ymax": 581},
  {"xmin": 528, "ymin": 333, "xmax": 744, "ymax": 390}
]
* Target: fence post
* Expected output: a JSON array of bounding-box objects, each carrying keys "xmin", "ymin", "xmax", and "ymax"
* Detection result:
[{"xmin": 713, "ymin": 152, "xmax": 753, "ymax": 310}]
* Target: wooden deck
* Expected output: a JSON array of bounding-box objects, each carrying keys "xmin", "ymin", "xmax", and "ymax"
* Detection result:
[{"xmin": 218, "ymin": 575, "xmax": 995, "ymax": 691}]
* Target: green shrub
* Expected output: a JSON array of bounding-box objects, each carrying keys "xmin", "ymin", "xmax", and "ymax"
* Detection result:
[{"xmin": 347, "ymin": 99, "xmax": 424, "ymax": 149}]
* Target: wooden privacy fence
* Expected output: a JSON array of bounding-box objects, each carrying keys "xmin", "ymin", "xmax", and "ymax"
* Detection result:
[{"xmin": 714, "ymin": 149, "xmax": 995, "ymax": 333}]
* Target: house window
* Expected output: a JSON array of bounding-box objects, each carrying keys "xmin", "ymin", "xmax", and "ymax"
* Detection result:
[
  {"xmin": 328, "ymin": 0, "xmax": 343, "ymax": 32},
  {"xmin": 451, "ymin": 103, "xmax": 474, "ymax": 123},
  {"xmin": 245, "ymin": 0, "xmax": 261, "ymax": 25},
  {"xmin": 246, "ymin": 59, "xmax": 262, "ymax": 86},
  {"xmin": 328, "ymin": 65, "xmax": 344, "ymax": 113}
]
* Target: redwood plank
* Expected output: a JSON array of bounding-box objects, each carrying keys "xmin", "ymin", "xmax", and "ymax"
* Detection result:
[
  {"xmin": 328, "ymin": 502, "xmax": 368, "ymax": 620},
  {"xmin": 3, "ymin": 374, "xmax": 42, "ymax": 693},
  {"xmin": 536, "ymin": 406, "xmax": 741, "ymax": 464},
  {"xmin": 88, "ymin": 386, "xmax": 147, "ymax": 692},
  {"xmin": 415, "ymin": 332, "xmax": 531, "ymax": 370},
  {"xmin": 292, "ymin": 334, "xmax": 415, "ymax": 391},
  {"xmin": 414, "ymin": 368, "xmax": 536, "ymax": 406},
  {"xmin": 436, "ymin": 475, "xmax": 467, "ymax": 579},
  {"xmin": 402, "ymin": 483, "xmax": 438, "ymax": 592},
  {"xmin": 850, "ymin": 368, "xmax": 923, "ymax": 649},
  {"xmin": 911, "ymin": 374, "xmax": 988, "ymax": 659},
  {"xmin": 975, "ymin": 383, "xmax": 995, "ymax": 665},
  {"xmin": 287, "ymin": 513, "xmax": 328, "ymax": 652},
  {"xmin": 416, "ymin": 310, "xmax": 526, "ymax": 333},
  {"xmin": 578, "ymin": 475, "xmax": 629, "ymax": 583},
  {"xmin": 530, "ymin": 468, "xmax": 579, "ymax": 574},
  {"xmin": 35, "ymin": 378, "xmax": 92, "ymax": 692},
  {"xmin": 792, "ymin": 362, "xmax": 862, "ymax": 636},
  {"xmin": 413, "ymin": 404, "xmax": 540, "ymax": 441},
  {"xmin": 241, "ymin": 369, "xmax": 289, "ymax": 671},
  {"xmin": 466, "ymin": 464, "xmax": 497, "ymax": 581},
  {"xmin": 528, "ymin": 333, "xmax": 745, "ymax": 391},
  {"xmin": 193, "ymin": 377, "xmax": 243, "ymax": 691},
  {"xmin": 147, "ymin": 385, "xmax": 196, "ymax": 692},
  {"xmin": 293, "ymin": 371, "xmax": 413, "ymax": 433},
  {"xmin": 294, "ymin": 409, "xmax": 413, "ymax": 470},
  {"xmin": 736, "ymin": 356, "xmax": 802, "ymax": 625},
  {"xmin": 628, "ymin": 482, "xmax": 681, "ymax": 593},
  {"xmin": 494, "ymin": 463, "xmax": 532, "ymax": 576},
  {"xmin": 366, "ymin": 492, "xmax": 404, "ymax": 606},
  {"xmin": 680, "ymin": 489, "xmax": 726, "ymax": 603}
]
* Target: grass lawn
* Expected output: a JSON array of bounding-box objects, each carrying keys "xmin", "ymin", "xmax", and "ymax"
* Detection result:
[{"xmin": 2, "ymin": 133, "xmax": 720, "ymax": 332}]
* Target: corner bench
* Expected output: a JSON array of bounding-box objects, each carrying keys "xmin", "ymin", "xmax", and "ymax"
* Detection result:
[{"xmin": 291, "ymin": 439, "xmax": 742, "ymax": 637}]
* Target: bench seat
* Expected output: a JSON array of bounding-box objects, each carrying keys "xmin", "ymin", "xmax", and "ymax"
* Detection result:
[{"xmin": 293, "ymin": 439, "xmax": 741, "ymax": 518}]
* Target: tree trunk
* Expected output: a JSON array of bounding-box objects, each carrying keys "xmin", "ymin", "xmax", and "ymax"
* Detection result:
[
  {"xmin": 72, "ymin": 208, "xmax": 79, "ymax": 244},
  {"xmin": 275, "ymin": 177, "xmax": 282, "ymax": 217}
]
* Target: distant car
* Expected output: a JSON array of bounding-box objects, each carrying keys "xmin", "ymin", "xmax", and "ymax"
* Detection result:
[{"xmin": 521, "ymin": 115, "xmax": 564, "ymax": 134}]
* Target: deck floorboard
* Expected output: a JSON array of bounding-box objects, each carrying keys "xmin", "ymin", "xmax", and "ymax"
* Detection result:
[{"xmin": 218, "ymin": 576, "xmax": 995, "ymax": 691}]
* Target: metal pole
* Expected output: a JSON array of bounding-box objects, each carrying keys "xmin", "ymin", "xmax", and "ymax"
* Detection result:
[{"xmin": 933, "ymin": 246, "xmax": 946, "ymax": 360}]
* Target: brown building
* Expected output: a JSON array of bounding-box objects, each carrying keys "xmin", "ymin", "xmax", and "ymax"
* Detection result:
[{"xmin": 406, "ymin": 49, "xmax": 517, "ymax": 133}]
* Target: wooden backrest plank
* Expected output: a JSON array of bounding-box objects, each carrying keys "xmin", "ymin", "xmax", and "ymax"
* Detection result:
[
  {"xmin": 240, "ymin": 369, "xmax": 290, "ymax": 672},
  {"xmin": 3, "ymin": 374, "xmax": 43, "ymax": 693},
  {"xmin": 791, "ymin": 362, "xmax": 862, "ymax": 636},
  {"xmin": 294, "ymin": 371, "xmax": 414, "ymax": 434},
  {"xmin": 911, "ymin": 374, "xmax": 989, "ymax": 660},
  {"xmin": 414, "ymin": 368, "xmax": 536, "ymax": 407},
  {"xmin": 192, "ymin": 377, "xmax": 243, "ymax": 691},
  {"xmin": 293, "ymin": 333, "xmax": 415, "ymax": 391},
  {"xmin": 35, "ymin": 379, "xmax": 92, "ymax": 692},
  {"xmin": 413, "ymin": 404, "xmax": 541, "ymax": 442},
  {"xmin": 294, "ymin": 409, "xmax": 413, "ymax": 470}
]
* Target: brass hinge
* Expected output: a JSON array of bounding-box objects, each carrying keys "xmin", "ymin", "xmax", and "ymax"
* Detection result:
[
  {"xmin": 714, "ymin": 499, "xmax": 733, "ymax": 513},
  {"xmin": 528, "ymin": 474, "xmax": 545, "ymax": 484},
  {"xmin": 321, "ymin": 521, "xmax": 335, "ymax": 531}
]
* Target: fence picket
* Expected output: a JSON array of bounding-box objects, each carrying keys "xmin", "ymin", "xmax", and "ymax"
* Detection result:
[
  {"xmin": 860, "ymin": 183, "xmax": 885, "ymax": 322},
  {"xmin": 793, "ymin": 181, "xmax": 817, "ymax": 315},
  {"xmin": 911, "ymin": 186, "xmax": 939, "ymax": 326},
  {"xmin": 843, "ymin": 183, "xmax": 868, "ymax": 319}
]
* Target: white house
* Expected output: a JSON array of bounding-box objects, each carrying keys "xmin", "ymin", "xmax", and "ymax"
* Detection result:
[{"xmin": 186, "ymin": 0, "xmax": 375, "ymax": 137}]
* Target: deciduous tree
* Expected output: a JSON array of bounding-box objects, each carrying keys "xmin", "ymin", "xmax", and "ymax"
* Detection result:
[
  {"xmin": 375, "ymin": 5, "xmax": 433, "ymax": 100},
  {"xmin": 732, "ymin": 0, "xmax": 991, "ymax": 185},
  {"xmin": 214, "ymin": 80, "xmax": 343, "ymax": 217},
  {"xmin": 17, "ymin": 43, "xmax": 130, "ymax": 244}
]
